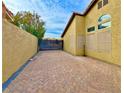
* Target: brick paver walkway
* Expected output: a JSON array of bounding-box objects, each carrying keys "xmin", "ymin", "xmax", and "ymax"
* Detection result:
[{"xmin": 4, "ymin": 50, "xmax": 120, "ymax": 93}]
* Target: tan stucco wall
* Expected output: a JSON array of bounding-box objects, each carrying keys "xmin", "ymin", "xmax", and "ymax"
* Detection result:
[
  {"xmin": 63, "ymin": 18, "xmax": 76, "ymax": 55},
  {"xmin": 3, "ymin": 19, "xmax": 38, "ymax": 82},
  {"xmin": 63, "ymin": 15, "xmax": 85, "ymax": 56},
  {"xmin": 62, "ymin": 0, "xmax": 120, "ymax": 65},
  {"xmin": 85, "ymin": 0, "xmax": 121, "ymax": 65},
  {"xmin": 75, "ymin": 16, "xmax": 85, "ymax": 56}
]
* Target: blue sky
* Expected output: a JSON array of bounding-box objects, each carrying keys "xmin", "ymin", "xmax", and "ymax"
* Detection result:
[{"xmin": 3, "ymin": 0, "xmax": 92, "ymax": 38}]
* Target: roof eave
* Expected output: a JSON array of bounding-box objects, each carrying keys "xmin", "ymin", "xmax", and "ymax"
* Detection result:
[
  {"xmin": 83, "ymin": 0, "xmax": 98, "ymax": 15},
  {"xmin": 61, "ymin": 0, "xmax": 98, "ymax": 37},
  {"xmin": 61, "ymin": 12, "xmax": 83, "ymax": 37}
]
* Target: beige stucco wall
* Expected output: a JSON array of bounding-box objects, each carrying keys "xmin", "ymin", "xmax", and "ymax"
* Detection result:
[
  {"xmin": 63, "ymin": 0, "xmax": 120, "ymax": 65},
  {"xmin": 3, "ymin": 19, "xmax": 38, "ymax": 82},
  {"xmin": 85, "ymin": 0, "xmax": 121, "ymax": 65},
  {"xmin": 63, "ymin": 15, "xmax": 85, "ymax": 56},
  {"xmin": 75, "ymin": 16, "xmax": 85, "ymax": 56},
  {"xmin": 63, "ymin": 18, "xmax": 76, "ymax": 55}
]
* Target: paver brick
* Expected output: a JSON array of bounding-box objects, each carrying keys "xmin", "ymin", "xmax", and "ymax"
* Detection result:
[{"xmin": 3, "ymin": 50, "xmax": 120, "ymax": 93}]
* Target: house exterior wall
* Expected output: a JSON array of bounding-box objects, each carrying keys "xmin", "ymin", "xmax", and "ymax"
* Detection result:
[
  {"xmin": 2, "ymin": 2, "xmax": 6, "ymax": 18},
  {"xmin": 63, "ymin": 16, "xmax": 85, "ymax": 56},
  {"xmin": 62, "ymin": 0, "xmax": 120, "ymax": 65},
  {"xmin": 63, "ymin": 18, "xmax": 76, "ymax": 55},
  {"xmin": 85, "ymin": 0, "xmax": 121, "ymax": 65},
  {"xmin": 2, "ymin": 2, "xmax": 13, "ymax": 22},
  {"xmin": 75, "ymin": 16, "xmax": 85, "ymax": 56},
  {"xmin": 3, "ymin": 19, "xmax": 38, "ymax": 82}
]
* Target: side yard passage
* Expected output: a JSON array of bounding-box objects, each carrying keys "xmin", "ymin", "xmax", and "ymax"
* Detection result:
[{"xmin": 4, "ymin": 50, "xmax": 120, "ymax": 93}]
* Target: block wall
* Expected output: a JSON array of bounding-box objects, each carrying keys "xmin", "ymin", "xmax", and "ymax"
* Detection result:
[{"xmin": 3, "ymin": 19, "xmax": 38, "ymax": 82}]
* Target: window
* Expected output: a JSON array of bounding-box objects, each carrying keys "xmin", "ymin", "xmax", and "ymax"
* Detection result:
[
  {"xmin": 87, "ymin": 26, "xmax": 95, "ymax": 32},
  {"xmin": 98, "ymin": 1, "xmax": 102, "ymax": 9},
  {"xmin": 98, "ymin": 21, "xmax": 111, "ymax": 29},
  {"xmin": 98, "ymin": 14, "xmax": 111, "ymax": 22},
  {"xmin": 103, "ymin": 0, "xmax": 108, "ymax": 6},
  {"xmin": 98, "ymin": 0, "xmax": 108, "ymax": 9},
  {"xmin": 98, "ymin": 14, "xmax": 111, "ymax": 30}
]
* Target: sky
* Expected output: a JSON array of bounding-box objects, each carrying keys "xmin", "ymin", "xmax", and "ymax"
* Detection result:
[{"xmin": 3, "ymin": 0, "xmax": 92, "ymax": 38}]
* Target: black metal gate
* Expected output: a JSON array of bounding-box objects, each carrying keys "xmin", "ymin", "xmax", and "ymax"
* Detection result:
[{"xmin": 40, "ymin": 40, "xmax": 63, "ymax": 50}]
